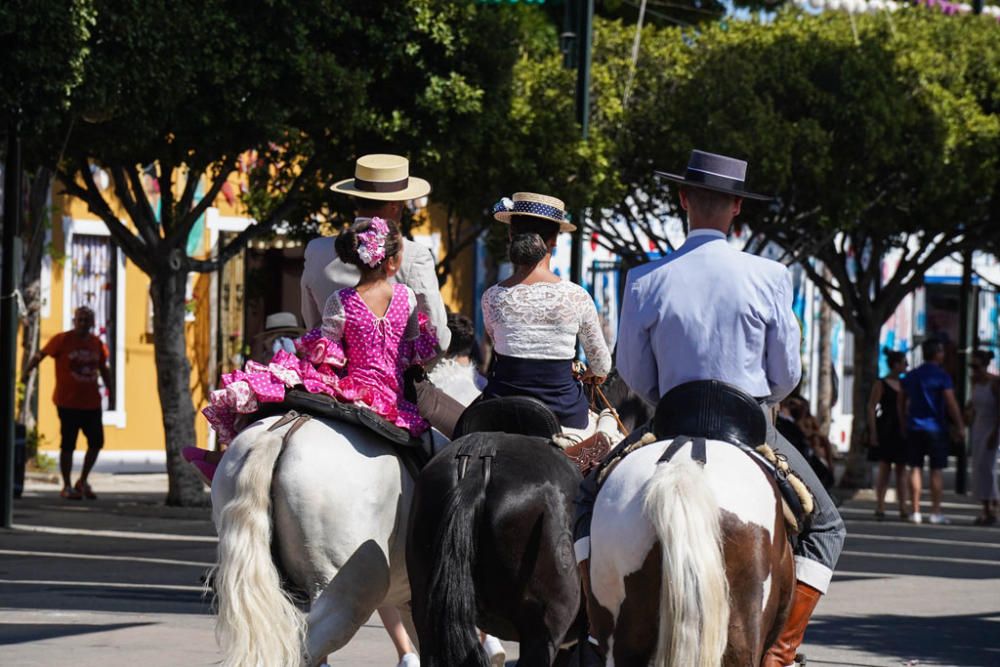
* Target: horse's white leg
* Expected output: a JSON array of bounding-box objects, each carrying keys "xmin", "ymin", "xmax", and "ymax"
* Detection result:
[
  {"xmin": 270, "ymin": 419, "xmax": 413, "ymax": 665},
  {"xmin": 303, "ymin": 539, "xmax": 392, "ymax": 665}
]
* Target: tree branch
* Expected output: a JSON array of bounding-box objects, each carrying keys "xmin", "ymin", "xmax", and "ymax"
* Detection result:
[
  {"xmin": 157, "ymin": 157, "xmax": 176, "ymax": 234},
  {"xmin": 799, "ymin": 259, "xmax": 857, "ymax": 331},
  {"xmin": 164, "ymin": 158, "xmax": 232, "ymax": 250},
  {"xmin": 110, "ymin": 164, "xmax": 160, "ymax": 249},
  {"xmin": 190, "ymin": 156, "xmax": 319, "ymax": 272},
  {"xmin": 125, "ymin": 164, "xmax": 161, "ymax": 237},
  {"xmin": 59, "ymin": 165, "xmax": 155, "ymax": 274},
  {"xmin": 177, "ymin": 165, "xmax": 202, "ymax": 221}
]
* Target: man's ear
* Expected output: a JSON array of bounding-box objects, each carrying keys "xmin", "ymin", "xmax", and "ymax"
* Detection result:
[
  {"xmin": 679, "ymin": 188, "xmax": 690, "ymax": 211},
  {"xmin": 732, "ymin": 197, "xmax": 743, "ymax": 217}
]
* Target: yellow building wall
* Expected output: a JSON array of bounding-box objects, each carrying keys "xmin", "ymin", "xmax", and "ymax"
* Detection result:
[
  {"xmin": 422, "ymin": 204, "xmax": 477, "ymax": 317},
  {"xmin": 32, "ymin": 175, "xmax": 247, "ymax": 456}
]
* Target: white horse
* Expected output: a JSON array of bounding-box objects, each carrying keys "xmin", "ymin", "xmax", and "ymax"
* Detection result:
[{"xmin": 211, "ymin": 415, "xmax": 426, "ymax": 667}]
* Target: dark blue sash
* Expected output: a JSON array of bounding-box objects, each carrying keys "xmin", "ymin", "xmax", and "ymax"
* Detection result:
[{"xmin": 483, "ymin": 353, "xmax": 589, "ymax": 429}]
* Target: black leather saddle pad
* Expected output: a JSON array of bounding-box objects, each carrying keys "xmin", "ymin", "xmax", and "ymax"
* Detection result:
[
  {"xmin": 250, "ymin": 389, "xmax": 418, "ymax": 447},
  {"xmin": 653, "ymin": 380, "xmax": 766, "ymax": 448},
  {"xmin": 453, "ymin": 396, "xmax": 561, "ymax": 439}
]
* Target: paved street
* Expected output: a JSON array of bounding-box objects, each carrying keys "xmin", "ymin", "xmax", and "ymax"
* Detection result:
[{"xmin": 1, "ymin": 471, "xmax": 998, "ymax": 667}]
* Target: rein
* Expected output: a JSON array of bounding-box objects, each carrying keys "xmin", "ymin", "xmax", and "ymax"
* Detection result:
[{"xmin": 587, "ymin": 382, "xmax": 630, "ymax": 437}]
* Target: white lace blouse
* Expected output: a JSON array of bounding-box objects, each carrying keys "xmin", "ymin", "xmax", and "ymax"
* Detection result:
[{"xmin": 481, "ymin": 281, "xmax": 612, "ymax": 376}]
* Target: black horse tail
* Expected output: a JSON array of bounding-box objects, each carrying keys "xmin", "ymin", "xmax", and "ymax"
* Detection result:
[{"xmin": 423, "ymin": 446, "xmax": 491, "ymax": 667}]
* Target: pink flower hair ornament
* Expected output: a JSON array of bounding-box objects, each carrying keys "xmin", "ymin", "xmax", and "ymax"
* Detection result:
[{"xmin": 356, "ymin": 216, "xmax": 390, "ymax": 268}]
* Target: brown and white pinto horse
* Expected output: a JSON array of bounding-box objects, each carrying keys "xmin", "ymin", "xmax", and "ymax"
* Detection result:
[{"xmin": 587, "ymin": 437, "xmax": 795, "ymax": 666}]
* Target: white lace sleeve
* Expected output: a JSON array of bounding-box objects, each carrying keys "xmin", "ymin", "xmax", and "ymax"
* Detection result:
[
  {"xmin": 320, "ymin": 290, "xmax": 346, "ymax": 341},
  {"xmin": 481, "ymin": 288, "xmax": 496, "ymax": 343},
  {"xmin": 574, "ymin": 288, "xmax": 612, "ymax": 376}
]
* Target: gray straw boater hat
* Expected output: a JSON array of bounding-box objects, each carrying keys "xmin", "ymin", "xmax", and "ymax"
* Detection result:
[
  {"xmin": 330, "ymin": 153, "xmax": 432, "ymax": 201},
  {"xmin": 258, "ymin": 312, "xmax": 304, "ymax": 337},
  {"xmin": 655, "ymin": 150, "xmax": 773, "ymax": 201},
  {"xmin": 492, "ymin": 192, "xmax": 577, "ymax": 233}
]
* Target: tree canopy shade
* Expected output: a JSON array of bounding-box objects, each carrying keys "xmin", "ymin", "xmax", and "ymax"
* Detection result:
[
  {"xmin": 586, "ymin": 9, "xmax": 1000, "ymax": 483},
  {"xmin": 1, "ymin": 1, "xmax": 97, "ymax": 445},
  {"xmin": 52, "ymin": 0, "xmax": 547, "ymax": 504},
  {"xmin": 0, "ymin": 0, "xmax": 95, "ymax": 145}
]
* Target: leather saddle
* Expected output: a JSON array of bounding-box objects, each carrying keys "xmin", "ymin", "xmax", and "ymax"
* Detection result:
[
  {"xmin": 250, "ymin": 389, "xmax": 423, "ymax": 448},
  {"xmin": 453, "ymin": 395, "xmax": 561, "ymax": 439},
  {"xmin": 652, "ymin": 380, "xmax": 812, "ymax": 532},
  {"xmin": 653, "ymin": 379, "xmax": 766, "ymax": 447}
]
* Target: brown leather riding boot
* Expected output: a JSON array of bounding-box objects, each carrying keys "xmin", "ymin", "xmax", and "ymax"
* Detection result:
[
  {"xmin": 576, "ymin": 559, "xmax": 607, "ymax": 666},
  {"xmin": 764, "ymin": 582, "xmax": 822, "ymax": 667}
]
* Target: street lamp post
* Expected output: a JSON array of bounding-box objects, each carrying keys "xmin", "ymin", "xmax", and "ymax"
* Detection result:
[
  {"xmin": 567, "ymin": 0, "xmax": 594, "ymax": 286},
  {"xmin": 2, "ymin": 117, "xmax": 22, "ymax": 528}
]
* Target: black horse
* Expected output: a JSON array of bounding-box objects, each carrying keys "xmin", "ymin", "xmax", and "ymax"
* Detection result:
[
  {"xmin": 407, "ymin": 423, "xmax": 585, "ymax": 667},
  {"xmin": 597, "ymin": 368, "xmax": 653, "ymax": 434}
]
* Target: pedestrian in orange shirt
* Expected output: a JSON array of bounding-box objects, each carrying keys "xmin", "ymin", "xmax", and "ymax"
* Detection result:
[{"xmin": 23, "ymin": 306, "xmax": 113, "ymax": 500}]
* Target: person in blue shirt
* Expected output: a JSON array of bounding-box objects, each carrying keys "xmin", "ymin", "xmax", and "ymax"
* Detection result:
[{"xmin": 898, "ymin": 338, "xmax": 966, "ymax": 525}]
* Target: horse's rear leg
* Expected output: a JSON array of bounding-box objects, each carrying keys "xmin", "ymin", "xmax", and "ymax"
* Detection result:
[
  {"xmin": 303, "ymin": 542, "xmax": 393, "ymax": 666},
  {"xmin": 515, "ymin": 632, "xmax": 558, "ymax": 667}
]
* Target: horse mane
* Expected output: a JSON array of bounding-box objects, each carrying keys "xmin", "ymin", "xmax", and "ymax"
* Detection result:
[{"xmin": 428, "ymin": 357, "xmax": 486, "ymax": 407}]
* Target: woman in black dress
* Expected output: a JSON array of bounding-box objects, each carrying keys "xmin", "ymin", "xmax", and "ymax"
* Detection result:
[{"xmin": 866, "ymin": 348, "xmax": 909, "ymax": 520}]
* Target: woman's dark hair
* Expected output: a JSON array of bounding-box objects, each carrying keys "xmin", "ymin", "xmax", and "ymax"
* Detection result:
[
  {"xmin": 883, "ymin": 347, "xmax": 906, "ymax": 367},
  {"xmin": 446, "ymin": 312, "xmax": 477, "ymax": 358},
  {"xmin": 972, "ymin": 349, "xmax": 995, "ymax": 365},
  {"xmin": 334, "ymin": 217, "xmax": 402, "ymax": 273},
  {"xmin": 508, "ymin": 215, "xmax": 559, "ymax": 266}
]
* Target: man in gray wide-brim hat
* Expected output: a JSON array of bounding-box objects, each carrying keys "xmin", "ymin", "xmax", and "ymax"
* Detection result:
[{"xmin": 574, "ymin": 150, "xmax": 845, "ymax": 666}]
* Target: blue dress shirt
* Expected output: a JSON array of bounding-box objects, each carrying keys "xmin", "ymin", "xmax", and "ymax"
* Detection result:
[{"xmin": 617, "ymin": 229, "xmax": 802, "ymax": 405}]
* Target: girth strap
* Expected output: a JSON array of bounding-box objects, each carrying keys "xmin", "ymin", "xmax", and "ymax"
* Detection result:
[{"xmin": 657, "ymin": 436, "xmax": 707, "ymax": 466}]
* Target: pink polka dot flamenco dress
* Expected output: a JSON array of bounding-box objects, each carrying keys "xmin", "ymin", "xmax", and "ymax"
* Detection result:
[{"xmin": 192, "ymin": 283, "xmax": 437, "ymax": 484}]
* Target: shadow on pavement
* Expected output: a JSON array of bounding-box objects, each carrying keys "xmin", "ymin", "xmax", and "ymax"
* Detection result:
[
  {"xmin": 0, "ymin": 622, "xmax": 153, "ymax": 645},
  {"xmin": 3, "ymin": 487, "xmax": 218, "ymax": 617},
  {"xmin": 808, "ymin": 612, "xmax": 1000, "ymax": 667}
]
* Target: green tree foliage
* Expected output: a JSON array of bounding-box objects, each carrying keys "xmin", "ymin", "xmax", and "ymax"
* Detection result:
[
  {"xmin": 1, "ymin": 1, "xmax": 96, "ymax": 439},
  {"xmin": 0, "ymin": 0, "xmax": 95, "ymax": 146},
  {"xmin": 51, "ymin": 0, "xmax": 568, "ymax": 505},
  {"xmin": 588, "ymin": 10, "xmax": 1000, "ymax": 484}
]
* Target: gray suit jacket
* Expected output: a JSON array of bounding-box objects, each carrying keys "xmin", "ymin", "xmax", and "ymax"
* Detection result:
[{"xmin": 300, "ymin": 235, "xmax": 452, "ymax": 353}]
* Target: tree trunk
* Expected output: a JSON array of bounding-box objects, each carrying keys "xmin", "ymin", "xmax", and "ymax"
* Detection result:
[
  {"xmin": 17, "ymin": 168, "xmax": 53, "ymax": 437},
  {"xmin": 839, "ymin": 326, "xmax": 881, "ymax": 489},
  {"xmin": 17, "ymin": 277, "xmax": 41, "ymax": 433},
  {"xmin": 150, "ymin": 268, "xmax": 206, "ymax": 506},
  {"xmin": 816, "ymin": 295, "xmax": 834, "ymax": 437}
]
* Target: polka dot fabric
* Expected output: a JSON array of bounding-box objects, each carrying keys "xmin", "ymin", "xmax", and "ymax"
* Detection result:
[
  {"xmin": 202, "ymin": 283, "xmax": 438, "ymax": 442},
  {"xmin": 332, "ymin": 284, "xmax": 437, "ymax": 435}
]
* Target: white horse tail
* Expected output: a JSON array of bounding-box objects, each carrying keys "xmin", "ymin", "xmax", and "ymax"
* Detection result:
[
  {"xmin": 214, "ymin": 429, "xmax": 306, "ymax": 667},
  {"xmin": 643, "ymin": 455, "xmax": 730, "ymax": 667}
]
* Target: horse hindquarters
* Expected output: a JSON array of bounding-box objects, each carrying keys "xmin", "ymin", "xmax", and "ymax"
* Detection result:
[
  {"xmin": 643, "ymin": 457, "xmax": 729, "ymax": 667},
  {"xmin": 214, "ymin": 429, "xmax": 306, "ymax": 667},
  {"xmin": 412, "ymin": 464, "xmax": 491, "ymax": 667}
]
